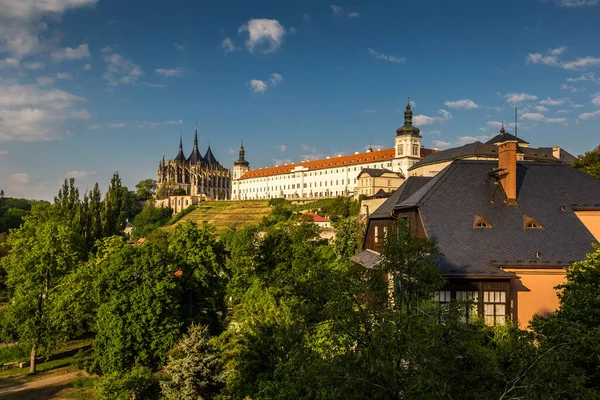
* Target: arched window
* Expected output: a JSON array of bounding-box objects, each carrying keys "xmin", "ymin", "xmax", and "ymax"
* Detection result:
[
  {"xmin": 397, "ymin": 144, "xmax": 403, "ymax": 155},
  {"xmin": 524, "ymin": 214, "xmax": 543, "ymax": 229},
  {"xmin": 473, "ymin": 214, "xmax": 492, "ymax": 229},
  {"xmin": 412, "ymin": 144, "xmax": 418, "ymax": 156}
]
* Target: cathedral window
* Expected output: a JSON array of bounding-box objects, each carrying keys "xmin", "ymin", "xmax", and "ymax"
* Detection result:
[{"xmin": 412, "ymin": 144, "xmax": 418, "ymax": 156}]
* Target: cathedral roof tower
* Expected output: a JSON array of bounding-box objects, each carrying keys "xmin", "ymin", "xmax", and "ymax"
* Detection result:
[
  {"xmin": 396, "ymin": 98, "xmax": 421, "ymax": 137},
  {"xmin": 204, "ymin": 141, "xmax": 219, "ymax": 167},
  {"xmin": 174, "ymin": 132, "xmax": 186, "ymax": 162},
  {"xmin": 187, "ymin": 124, "xmax": 204, "ymax": 165}
]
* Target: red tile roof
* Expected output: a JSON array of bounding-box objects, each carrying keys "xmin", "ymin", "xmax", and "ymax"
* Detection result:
[
  {"xmin": 239, "ymin": 147, "xmax": 437, "ymax": 180},
  {"xmin": 306, "ymin": 212, "xmax": 331, "ymax": 223}
]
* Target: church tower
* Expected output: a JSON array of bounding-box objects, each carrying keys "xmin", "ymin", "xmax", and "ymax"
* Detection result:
[
  {"xmin": 233, "ymin": 141, "xmax": 250, "ymax": 180},
  {"xmin": 394, "ymin": 98, "xmax": 422, "ymax": 177}
]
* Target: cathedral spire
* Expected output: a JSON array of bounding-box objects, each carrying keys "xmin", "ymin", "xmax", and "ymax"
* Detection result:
[
  {"xmin": 187, "ymin": 124, "xmax": 203, "ymax": 165},
  {"xmin": 174, "ymin": 131, "xmax": 186, "ymax": 162}
]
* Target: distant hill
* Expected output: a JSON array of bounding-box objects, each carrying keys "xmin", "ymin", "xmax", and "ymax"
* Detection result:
[{"xmin": 165, "ymin": 200, "xmax": 271, "ymax": 233}]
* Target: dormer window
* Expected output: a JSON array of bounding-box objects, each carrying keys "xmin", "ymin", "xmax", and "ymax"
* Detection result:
[
  {"xmin": 473, "ymin": 214, "xmax": 492, "ymax": 229},
  {"xmin": 524, "ymin": 214, "xmax": 543, "ymax": 229}
]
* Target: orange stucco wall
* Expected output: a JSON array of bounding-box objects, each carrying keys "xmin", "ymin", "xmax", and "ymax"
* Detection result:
[
  {"xmin": 574, "ymin": 211, "xmax": 600, "ymax": 241},
  {"xmin": 504, "ymin": 268, "xmax": 566, "ymax": 327}
]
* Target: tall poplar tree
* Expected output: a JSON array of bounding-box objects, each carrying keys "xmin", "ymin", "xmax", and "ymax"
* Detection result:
[{"xmin": 103, "ymin": 172, "xmax": 126, "ymax": 237}]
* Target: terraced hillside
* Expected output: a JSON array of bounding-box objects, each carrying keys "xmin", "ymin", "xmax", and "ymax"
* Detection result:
[{"xmin": 167, "ymin": 200, "xmax": 271, "ymax": 233}]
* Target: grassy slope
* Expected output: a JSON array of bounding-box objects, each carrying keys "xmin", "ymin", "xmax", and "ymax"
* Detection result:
[{"xmin": 165, "ymin": 200, "xmax": 271, "ymax": 233}]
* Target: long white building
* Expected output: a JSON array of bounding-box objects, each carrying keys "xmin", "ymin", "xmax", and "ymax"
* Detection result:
[{"xmin": 231, "ymin": 102, "xmax": 436, "ymax": 200}]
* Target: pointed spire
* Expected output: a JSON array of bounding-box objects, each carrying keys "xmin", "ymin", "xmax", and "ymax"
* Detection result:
[
  {"xmin": 500, "ymin": 123, "xmax": 506, "ymax": 134},
  {"xmin": 187, "ymin": 124, "xmax": 203, "ymax": 164},
  {"xmin": 404, "ymin": 99, "xmax": 413, "ymax": 126},
  {"xmin": 174, "ymin": 131, "xmax": 186, "ymax": 162},
  {"xmin": 396, "ymin": 96, "xmax": 421, "ymax": 137},
  {"xmin": 179, "ymin": 131, "xmax": 182, "ymax": 149}
]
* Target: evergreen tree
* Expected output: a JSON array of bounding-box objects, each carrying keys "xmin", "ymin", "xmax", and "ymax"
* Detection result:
[
  {"xmin": 161, "ymin": 324, "xmax": 224, "ymax": 399},
  {"xmin": 103, "ymin": 172, "xmax": 126, "ymax": 237},
  {"xmin": 54, "ymin": 178, "xmax": 80, "ymax": 226},
  {"xmin": 89, "ymin": 182, "xmax": 103, "ymax": 245}
]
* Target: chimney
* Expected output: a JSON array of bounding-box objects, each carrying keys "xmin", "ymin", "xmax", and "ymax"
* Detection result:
[
  {"xmin": 552, "ymin": 145, "xmax": 561, "ymax": 160},
  {"xmin": 498, "ymin": 140, "xmax": 518, "ymax": 204}
]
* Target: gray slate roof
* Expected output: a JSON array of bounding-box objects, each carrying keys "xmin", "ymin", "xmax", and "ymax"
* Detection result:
[
  {"xmin": 352, "ymin": 249, "xmax": 383, "ymax": 269},
  {"xmin": 486, "ymin": 131, "xmax": 529, "ymax": 145},
  {"xmin": 380, "ymin": 160, "xmax": 600, "ymax": 278},
  {"xmin": 370, "ymin": 176, "xmax": 432, "ymax": 219},
  {"xmin": 358, "ymin": 168, "xmax": 404, "ymax": 178}
]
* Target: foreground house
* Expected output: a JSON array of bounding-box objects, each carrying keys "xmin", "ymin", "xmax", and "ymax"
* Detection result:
[{"xmin": 355, "ymin": 140, "xmax": 600, "ymax": 326}]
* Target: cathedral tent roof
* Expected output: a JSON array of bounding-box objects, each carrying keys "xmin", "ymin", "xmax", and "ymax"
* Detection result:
[
  {"xmin": 187, "ymin": 130, "xmax": 204, "ymax": 165},
  {"xmin": 204, "ymin": 146, "xmax": 219, "ymax": 166},
  {"xmin": 174, "ymin": 135, "xmax": 186, "ymax": 162}
]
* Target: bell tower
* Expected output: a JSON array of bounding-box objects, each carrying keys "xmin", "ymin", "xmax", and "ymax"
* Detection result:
[
  {"xmin": 233, "ymin": 141, "xmax": 250, "ymax": 180},
  {"xmin": 394, "ymin": 98, "xmax": 422, "ymax": 177}
]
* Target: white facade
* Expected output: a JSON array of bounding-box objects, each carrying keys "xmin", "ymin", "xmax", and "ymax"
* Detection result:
[{"xmin": 231, "ymin": 102, "xmax": 427, "ymax": 201}]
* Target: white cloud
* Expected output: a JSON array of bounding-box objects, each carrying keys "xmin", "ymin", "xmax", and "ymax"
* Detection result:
[
  {"xmin": 137, "ymin": 121, "xmax": 160, "ymax": 128},
  {"xmin": 0, "ymin": 149, "xmax": 8, "ymax": 155},
  {"xmin": 566, "ymin": 72, "xmax": 598, "ymax": 83},
  {"xmin": 413, "ymin": 115, "xmax": 437, "ymax": 125},
  {"xmin": 10, "ymin": 173, "xmax": 29, "ymax": 184},
  {"xmin": 539, "ymin": 96, "xmax": 567, "ymax": 106},
  {"xmin": 269, "ymin": 73, "xmax": 283, "ymax": 85},
  {"xmin": 174, "ymin": 43, "xmax": 187, "ymax": 54},
  {"xmin": 572, "ymin": 103, "xmax": 584, "ymax": 108},
  {"xmin": 330, "ymin": 5, "xmax": 360, "ymax": 18},
  {"xmin": 556, "ymin": 0, "xmax": 599, "ymax": 6},
  {"xmin": 438, "ymin": 109, "xmax": 452, "ymax": 121},
  {"xmin": 108, "ymin": 123, "xmax": 126, "ymax": 128},
  {"xmin": 558, "ymin": 109, "xmax": 569, "ymax": 113},
  {"xmin": 24, "ymin": 60, "xmax": 43, "ymax": 70},
  {"xmin": 522, "ymin": 112, "xmax": 546, "ymax": 121},
  {"xmin": 428, "ymin": 129, "xmax": 441, "ymax": 135},
  {"xmin": 82, "ymin": 63, "xmax": 91, "ymax": 70},
  {"xmin": 487, "ymin": 121, "xmax": 504, "ymax": 128},
  {"xmin": 50, "ymin": 43, "xmax": 90, "ymax": 62},
  {"xmin": 85, "ymin": 124, "xmax": 100, "ymax": 131},
  {"xmin": 367, "ymin": 48, "xmax": 405, "ymax": 64},
  {"xmin": 362, "ymin": 109, "xmax": 377, "ymax": 114},
  {"xmin": 277, "ymin": 144, "xmax": 287, "ymax": 152},
  {"xmin": 273, "ymin": 158, "xmax": 293, "ymax": 165},
  {"xmin": 0, "ymin": 84, "xmax": 88, "ymax": 141},
  {"xmin": 222, "ymin": 37, "xmax": 237, "ymax": 54},
  {"xmin": 535, "ymin": 105, "xmax": 549, "ymax": 112},
  {"xmin": 562, "ymin": 56, "xmax": 600, "ymax": 70},
  {"xmin": 141, "ymin": 82, "xmax": 165, "ymax": 88},
  {"xmin": 456, "ymin": 135, "xmax": 493, "ymax": 146},
  {"xmin": 66, "ymin": 170, "xmax": 95, "ymax": 178},
  {"xmin": 249, "ymin": 79, "xmax": 268, "ymax": 93},
  {"xmin": 527, "ymin": 53, "xmax": 560, "ymax": 66},
  {"xmin": 592, "ymin": 92, "xmax": 600, "ymax": 106},
  {"xmin": 164, "ymin": 119, "xmax": 183, "ymax": 125},
  {"xmin": 579, "ymin": 109, "xmax": 600, "ymax": 120},
  {"xmin": 155, "ymin": 67, "xmax": 185, "ymax": 77},
  {"xmin": 37, "ymin": 76, "xmax": 55, "ymax": 85},
  {"xmin": 101, "ymin": 46, "xmax": 112, "ymax": 53},
  {"xmin": 103, "ymin": 53, "xmax": 144, "ymax": 86},
  {"xmin": 238, "ymin": 19, "xmax": 286, "ymax": 54},
  {"xmin": 444, "ymin": 99, "xmax": 479, "ymax": 109},
  {"xmin": 0, "ymin": 0, "xmax": 97, "ymax": 64},
  {"xmin": 432, "ymin": 140, "xmax": 452, "ymax": 149},
  {"xmin": 545, "ymin": 117, "xmax": 567, "ymax": 123},
  {"xmin": 505, "ymin": 93, "xmax": 538, "ymax": 103},
  {"xmin": 549, "ymin": 46, "xmax": 567, "ymax": 55}
]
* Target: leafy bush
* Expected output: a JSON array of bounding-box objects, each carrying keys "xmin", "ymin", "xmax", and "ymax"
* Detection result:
[{"xmin": 95, "ymin": 366, "xmax": 162, "ymax": 400}]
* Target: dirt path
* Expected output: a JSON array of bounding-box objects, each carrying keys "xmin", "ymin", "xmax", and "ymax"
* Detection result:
[{"xmin": 0, "ymin": 367, "xmax": 83, "ymax": 399}]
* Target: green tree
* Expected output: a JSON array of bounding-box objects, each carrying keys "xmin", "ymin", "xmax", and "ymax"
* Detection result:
[
  {"xmin": 136, "ymin": 178, "xmax": 157, "ymax": 201},
  {"xmin": 0, "ymin": 204, "xmax": 84, "ymax": 373},
  {"xmin": 95, "ymin": 366, "xmax": 162, "ymax": 400},
  {"xmin": 54, "ymin": 178, "xmax": 80, "ymax": 226},
  {"xmin": 168, "ymin": 221, "xmax": 227, "ymax": 328},
  {"xmin": 331, "ymin": 217, "xmax": 364, "ymax": 259},
  {"xmin": 572, "ymin": 149, "xmax": 600, "ymax": 180},
  {"xmin": 131, "ymin": 203, "xmax": 172, "ymax": 239},
  {"xmin": 103, "ymin": 172, "xmax": 126, "ymax": 237},
  {"xmin": 528, "ymin": 244, "xmax": 600, "ymax": 397},
  {"xmin": 90, "ymin": 237, "xmax": 182, "ymax": 374},
  {"xmin": 89, "ymin": 182, "xmax": 103, "ymax": 247},
  {"xmin": 161, "ymin": 324, "xmax": 224, "ymax": 399}
]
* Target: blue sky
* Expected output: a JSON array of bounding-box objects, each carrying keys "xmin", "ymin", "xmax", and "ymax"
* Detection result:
[{"xmin": 1, "ymin": 0, "xmax": 600, "ymax": 200}]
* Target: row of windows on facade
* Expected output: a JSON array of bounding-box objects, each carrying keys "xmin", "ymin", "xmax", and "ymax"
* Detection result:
[
  {"xmin": 242, "ymin": 163, "xmax": 395, "ymax": 184},
  {"xmin": 397, "ymin": 143, "xmax": 419, "ymax": 156},
  {"xmin": 236, "ymin": 191, "xmax": 348, "ymax": 199},
  {"xmin": 437, "ymin": 290, "xmax": 507, "ymax": 325},
  {"xmin": 234, "ymin": 178, "xmax": 359, "ymax": 194}
]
